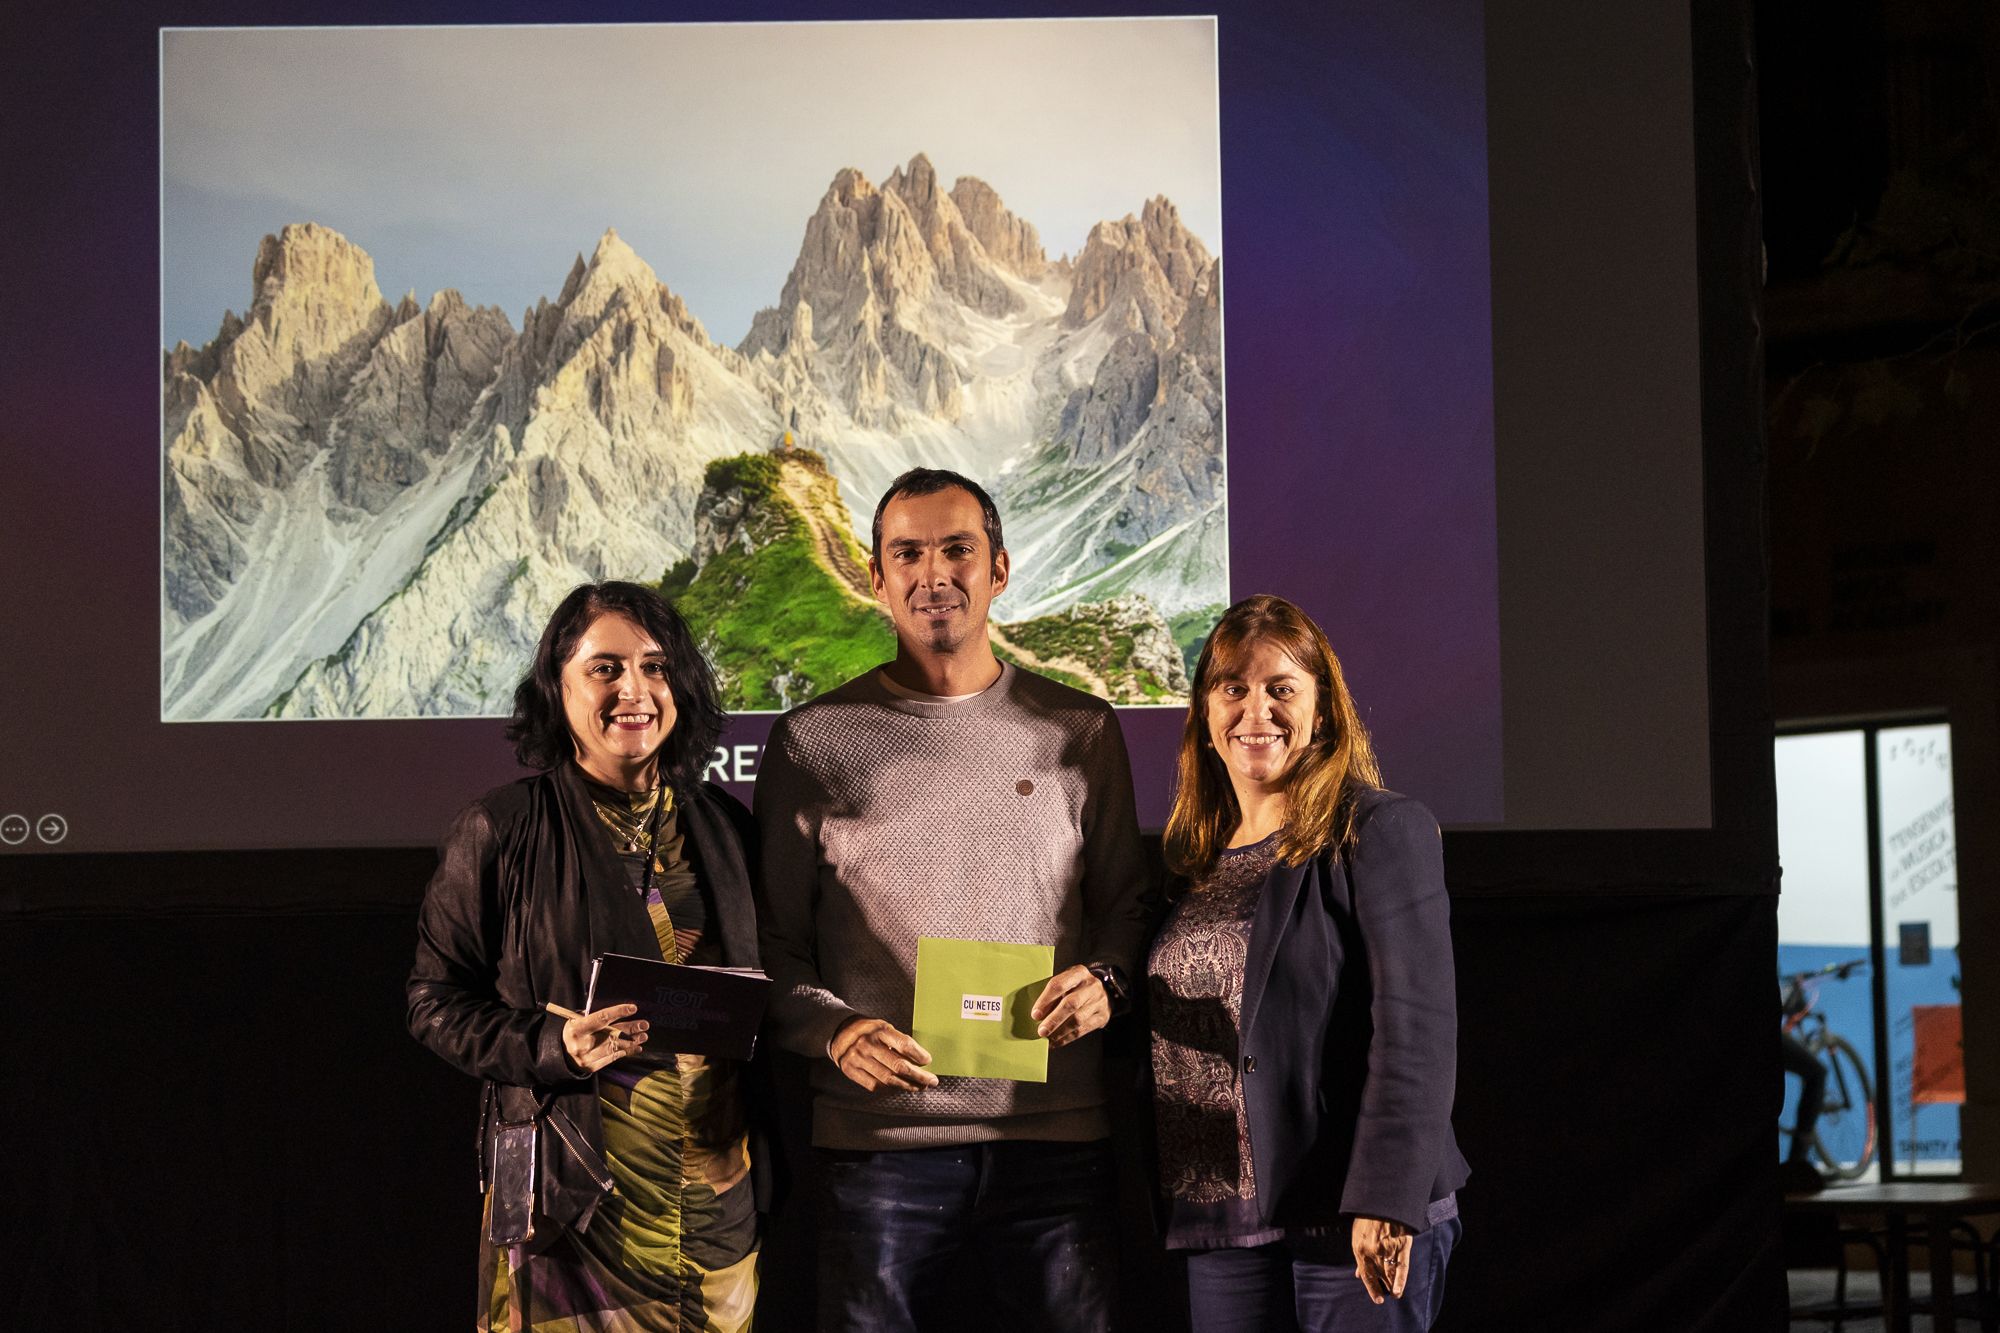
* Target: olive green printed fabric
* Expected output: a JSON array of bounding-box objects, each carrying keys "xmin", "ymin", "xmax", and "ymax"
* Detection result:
[{"xmin": 473, "ymin": 785, "xmax": 757, "ymax": 1332}]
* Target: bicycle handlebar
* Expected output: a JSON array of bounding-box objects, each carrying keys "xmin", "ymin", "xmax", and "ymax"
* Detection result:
[{"xmin": 1780, "ymin": 958, "xmax": 1868, "ymax": 986}]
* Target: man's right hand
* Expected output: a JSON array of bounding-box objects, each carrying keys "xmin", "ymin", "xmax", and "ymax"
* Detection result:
[{"xmin": 830, "ymin": 1016, "xmax": 939, "ymax": 1092}]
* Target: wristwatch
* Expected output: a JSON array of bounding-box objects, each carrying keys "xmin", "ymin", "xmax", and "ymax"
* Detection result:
[{"xmin": 1085, "ymin": 962, "xmax": 1132, "ymax": 1017}]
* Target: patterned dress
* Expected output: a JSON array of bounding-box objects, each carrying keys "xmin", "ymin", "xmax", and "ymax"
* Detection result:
[{"xmin": 479, "ymin": 783, "xmax": 758, "ymax": 1332}]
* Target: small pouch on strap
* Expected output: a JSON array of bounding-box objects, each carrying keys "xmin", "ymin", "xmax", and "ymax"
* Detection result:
[
  {"xmin": 482, "ymin": 1082, "xmax": 558, "ymax": 1247},
  {"xmin": 486, "ymin": 1118, "xmax": 540, "ymax": 1245}
]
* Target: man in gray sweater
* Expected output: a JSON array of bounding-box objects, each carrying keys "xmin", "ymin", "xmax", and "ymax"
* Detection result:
[{"xmin": 755, "ymin": 468, "xmax": 1153, "ymax": 1333}]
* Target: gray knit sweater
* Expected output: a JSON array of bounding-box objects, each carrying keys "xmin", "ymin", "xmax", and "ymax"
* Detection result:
[{"xmin": 754, "ymin": 663, "xmax": 1154, "ymax": 1149}]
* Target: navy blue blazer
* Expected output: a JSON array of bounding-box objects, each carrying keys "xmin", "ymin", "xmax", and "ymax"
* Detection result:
[{"xmin": 1237, "ymin": 787, "xmax": 1470, "ymax": 1234}]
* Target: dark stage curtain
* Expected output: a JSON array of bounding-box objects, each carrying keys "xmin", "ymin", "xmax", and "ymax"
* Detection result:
[{"xmin": 1, "ymin": 852, "xmax": 1785, "ymax": 1331}]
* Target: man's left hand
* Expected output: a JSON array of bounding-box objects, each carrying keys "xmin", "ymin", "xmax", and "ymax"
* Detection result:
[{"xmin": 1031, "ymin": 966, "xmax": 1111, "ymax": 1047}]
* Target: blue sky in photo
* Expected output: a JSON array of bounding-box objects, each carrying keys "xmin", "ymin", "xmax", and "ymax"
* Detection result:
[{"xmin": 161, "ymin": 19, "xmax": 1222, "ymax": 349}]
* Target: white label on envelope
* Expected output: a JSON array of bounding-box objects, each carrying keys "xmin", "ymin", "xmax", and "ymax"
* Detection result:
[{"xmin": 961, "ymin": 994, "xmax": 1004, "ymax": 1021}]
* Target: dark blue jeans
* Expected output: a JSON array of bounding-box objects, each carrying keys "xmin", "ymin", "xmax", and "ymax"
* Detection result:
[
  {"xmin": 1184, "ymin": 1218, "xmax": 1462, "ymax": 1332},
  {"xmin": 814, "ymin": 1138, "xmax": 1119, "ymax": 1333}
]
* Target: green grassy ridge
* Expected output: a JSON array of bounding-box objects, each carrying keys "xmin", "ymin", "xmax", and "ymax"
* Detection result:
[
  {"xmin": 668, "ymin": 456, "xmax": 893, "ymax": 711},
  {"xmin": 659, "ymin": 556, "xmax": 696, "ymax": 599},
  {"xmin": 702, "ymin": 451, "xmax": 786, "ymax": 500},
  {"xmin": 702, "ymin": 446, "xmax": 833, "ymax": 502},
  {"xmin": 1002, "ymin": 607, "xmax": 1176, "ymax": 702},
  {"xmin": 671, "ymin": 449, "xmax": 1194, "ymax": 709},
  {"xmin": 673, "ymin": 532, "xmax": 893, "ymax": 711}
]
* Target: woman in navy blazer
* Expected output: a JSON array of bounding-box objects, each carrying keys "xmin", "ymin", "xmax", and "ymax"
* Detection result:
[{"xmin": 1149, "ymin": 595, "xmax": 1469, "ymax": 1331}]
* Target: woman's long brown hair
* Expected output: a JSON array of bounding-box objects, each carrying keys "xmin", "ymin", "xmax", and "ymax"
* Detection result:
[{"xmin": 1163, "ymin": 594, "xmax": 1382, "ymax": 879}]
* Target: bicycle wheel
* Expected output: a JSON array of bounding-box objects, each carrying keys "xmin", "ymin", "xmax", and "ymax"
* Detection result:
[{"xmin": 1808, "ymin": 1035, "xmax": 1877, "ymax": 1180}]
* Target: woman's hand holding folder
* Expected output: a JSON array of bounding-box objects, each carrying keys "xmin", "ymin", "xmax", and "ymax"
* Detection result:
[{"xmin": 544, "ymin": 1001, "xmax": 649, "ymax": 1074}]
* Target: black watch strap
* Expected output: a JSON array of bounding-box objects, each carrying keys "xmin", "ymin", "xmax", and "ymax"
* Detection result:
[{"xmin": 1086, "ymin": 962, "xmax": 1132, "ymax": 1017}]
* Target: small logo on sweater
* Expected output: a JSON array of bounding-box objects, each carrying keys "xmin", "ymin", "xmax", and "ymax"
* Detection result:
[{"xmin": 961, "ymin": 994, "xmax": 1004, "ymax": 1021}]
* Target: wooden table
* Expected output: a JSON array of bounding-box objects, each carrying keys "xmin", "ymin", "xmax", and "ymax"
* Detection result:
[{"xmin": 1784, "ymin": 1181, "xmax": 2000, "ymax": 1332}]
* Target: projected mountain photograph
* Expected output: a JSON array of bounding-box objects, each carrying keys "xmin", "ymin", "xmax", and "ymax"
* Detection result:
[{"xmin": 159, "ymin": 20, "xmax": 1225, "ymax": 719}]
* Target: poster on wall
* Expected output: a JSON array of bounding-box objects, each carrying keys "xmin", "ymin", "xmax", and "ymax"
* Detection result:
[{"xmin": 161, "ymin": 19, "xmax": 1225, "ymax": 720}]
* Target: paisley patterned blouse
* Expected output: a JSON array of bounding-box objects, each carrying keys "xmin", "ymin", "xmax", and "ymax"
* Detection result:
[{"xmin": 1148, "ymin": 833, "xmax": 1278, "ymax": 1249}]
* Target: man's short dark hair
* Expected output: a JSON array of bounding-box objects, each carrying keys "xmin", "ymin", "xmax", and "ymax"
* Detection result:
[
  {"xmin": 869, "ymin": 468, "xmax": 1006, "ymax": 566},
  {"xmin": 506, "ymin": 580, "xmax": 725, "ymax": 792}
]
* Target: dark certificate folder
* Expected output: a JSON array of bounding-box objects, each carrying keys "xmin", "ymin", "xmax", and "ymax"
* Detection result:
[{"xmin": 584, "ymin": 953, "xmax": 771, "ymax": 1060}]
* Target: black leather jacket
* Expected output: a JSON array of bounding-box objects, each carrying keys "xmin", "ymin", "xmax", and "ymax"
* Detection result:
[{"xmin": 407, "ymin": 763, "xmax": 774, "ymax": 1235}]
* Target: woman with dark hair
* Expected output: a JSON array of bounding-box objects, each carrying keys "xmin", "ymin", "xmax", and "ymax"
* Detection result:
[
  {"xmin": 1149, "ymin": 594, "xmax": 1469, "ymax": 1332},
  {"xmin": 408, "ymin": 580, "xmax": 768, "ymax": 1332}
]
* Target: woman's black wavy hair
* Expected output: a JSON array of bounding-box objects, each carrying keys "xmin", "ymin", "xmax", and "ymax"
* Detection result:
[{"xmin": 506, "ymin": 581, "xmax": 725, "ymax": 792}]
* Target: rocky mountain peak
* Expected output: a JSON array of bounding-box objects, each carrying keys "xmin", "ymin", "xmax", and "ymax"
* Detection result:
[
  {"xmin": 249, "ymin": 222, "xmax": 384, "ymax": 321},
  {"xmin": 740, "ymin": 152, "xmax": 1035, "ymax": 372},
  {"xmin": 164, "ymin": 329, "xmax": 225, "ymax": 384},
  {"xmin": 477, "ymin": 231, "xmax": 680, "ymax": 448},
  {"xmin": 883, "ymin": 152, "xmax": 940, "ymax": 208},
  {"xmin": 528, "ymin": 228, "xmax": 673, "ymax": 387},
  {"xmin": 882, "ymin": 159, "xmax": 955, "ymax": 248},
  {"xmin": 229, "ymin": 226, "xmax": 393, "ymax": 402},
  {"xmin": 572, "ymin": 227, "xmax": 660, "ymax": 305},
  {"xmin": 827, "ymin": 166, "xmax": 878, "ymax": 207},
  {"xmin": 1138, "ymin": 195, "xmax": 1209, "ymax": 297},
  {"xmin": 588, "ymin": 226, "xmax": 642, "ymax": 273},
  {"xmin": 883, "ymin": 154, "xmax": 1022, "ymax": 319},
  {"xmin": 739, "ymin": 165, "xmax": 893, "ymax": 361},
  {"xmin": 555, "ymin": 254, "xmax": 590, "ymax": 308},
  {"xmin": 950, "ymin": 175, "xmax": 1047, "ymax": 279},
  {"xmin": 202, "ymin": 224, "xmax": 398, "ymax": 455},
  {"xmin": 1175, "ymin": 257, "xmax": 1222, "ymax": 356},
  {"xmin": 1062, "ymin": 195, "xmax": 1212, "ymax": 335},
  {"xmin": 163, "ymin": 225, "xmax": 518, "ymax": 635},
  {"xmin": 323, "ymin": 283, "xmax": 514, "ymax": 514}
]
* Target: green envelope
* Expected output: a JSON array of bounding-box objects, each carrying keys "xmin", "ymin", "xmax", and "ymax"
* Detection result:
[{"xmin": 911, "ymin": 937, "xmax": 1056, "ymax": 1082}]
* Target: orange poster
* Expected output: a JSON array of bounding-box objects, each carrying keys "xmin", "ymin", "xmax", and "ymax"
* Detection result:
[{"xmin": 1911, "ymin": 1004, "xmax": 1964, "ymax": 1105}]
